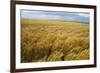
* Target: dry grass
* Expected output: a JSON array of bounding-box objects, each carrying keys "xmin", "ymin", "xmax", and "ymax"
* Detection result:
[{"xmin": 21, "ymin": 19, "xmax": 89, "ymax": 63}]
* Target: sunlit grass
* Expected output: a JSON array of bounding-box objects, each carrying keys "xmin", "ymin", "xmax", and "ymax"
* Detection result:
[{"xmin": 21, "ymin": 19, "xmax": 89, "ymax": 63}]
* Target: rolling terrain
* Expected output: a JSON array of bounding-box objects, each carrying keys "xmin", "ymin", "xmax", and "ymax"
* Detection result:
[{"xmin": 21, "ymin": 19, "xmax": 90, "ymax": 63}]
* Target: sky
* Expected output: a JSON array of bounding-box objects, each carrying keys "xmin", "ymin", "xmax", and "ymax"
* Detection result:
[{"xmin": 21, "ymin": 10, "xmax": 90, "ymax": 23}]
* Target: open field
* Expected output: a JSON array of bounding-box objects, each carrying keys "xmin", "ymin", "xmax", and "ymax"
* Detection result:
[{"xmin": 21, "ymin": 19, "xmax": 90, "ymax": 63}]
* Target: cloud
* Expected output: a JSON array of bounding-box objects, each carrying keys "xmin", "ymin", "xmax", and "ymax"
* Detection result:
[
  {"xmin": 78, "ymin": 13, "xmax": 90, "ymax": 17},
  {"xmin": 21, "ymin": 10, "xmax": 90, "ymax": 23}
]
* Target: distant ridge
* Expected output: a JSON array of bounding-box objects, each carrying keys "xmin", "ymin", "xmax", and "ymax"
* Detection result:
[{"xmin": 21, "ymin": 18, "xmax": 89, "ymax": 24}]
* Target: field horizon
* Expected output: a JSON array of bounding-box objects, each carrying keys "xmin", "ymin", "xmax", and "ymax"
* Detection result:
[{"xmin": 21, "ymin": 19, "xmax": 89, "ymax": 24}]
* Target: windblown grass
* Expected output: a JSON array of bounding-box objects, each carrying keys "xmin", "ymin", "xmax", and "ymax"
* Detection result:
[{"xmin": 21, "ymin": 19, "xmax": 89, "ymax": 63}]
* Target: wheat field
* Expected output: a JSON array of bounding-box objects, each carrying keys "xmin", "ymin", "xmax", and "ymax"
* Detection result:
[{"xmin": 21, "ymin": 19, "xmax": 90, "ymax": 63}]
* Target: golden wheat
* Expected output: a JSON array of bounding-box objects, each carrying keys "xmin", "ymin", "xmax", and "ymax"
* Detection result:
[{"xmin": 21, "ymin": 19, "xmax": 89, "ymax": 62}]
